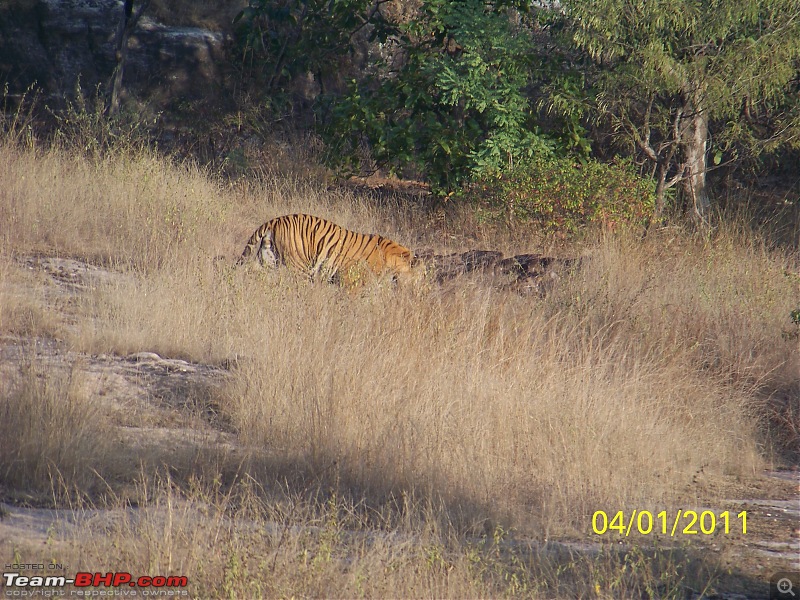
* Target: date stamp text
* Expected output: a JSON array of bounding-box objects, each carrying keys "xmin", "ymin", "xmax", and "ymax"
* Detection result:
[{"xmin": 592, "ymin": 510, "xmax": 747, "ymax": 536}]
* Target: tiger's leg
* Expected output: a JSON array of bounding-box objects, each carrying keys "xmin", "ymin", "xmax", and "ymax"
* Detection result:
[{"xmin": 309, "ymin": 258, "xmax": 338, "ymax": 283}]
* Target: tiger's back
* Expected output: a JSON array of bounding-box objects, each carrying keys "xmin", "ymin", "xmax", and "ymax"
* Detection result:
[{"xmin": 237, "ymin": 213, "xmax": 413, "ymax": 281}]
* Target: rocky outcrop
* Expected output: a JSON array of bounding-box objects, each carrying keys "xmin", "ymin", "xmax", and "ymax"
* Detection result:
[
  {"xmin": 416, "ymin": 249, "xmax": 580, "ymax": 295},
  {"xmin": 0, "ymin": 0, "xmax": 228, "ymax": 108}
]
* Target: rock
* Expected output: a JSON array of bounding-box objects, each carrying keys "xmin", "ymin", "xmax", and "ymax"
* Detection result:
[
  {"xmin": 0, "ymin": 0, "xmax": 228, "ymax": 108},
  {"xmin": 416, "ymin": 248, "xmax": 580, "ymax": 293},
  {"xmin": 424, "ymin": 250, "xmax": 504, "ymax": 281}
]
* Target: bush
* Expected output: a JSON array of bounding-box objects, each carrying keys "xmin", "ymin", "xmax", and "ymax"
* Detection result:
[
  {"xmin": 322, "ymin": 0, "xmax": 554, "ymax": 192},
  {"xmin": 468, "ymin": 156, "xmax": 656, "ymax": 233}
]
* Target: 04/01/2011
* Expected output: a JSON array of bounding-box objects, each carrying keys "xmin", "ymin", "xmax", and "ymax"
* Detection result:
[{"xmin": 592, "ymin": 510, "xmax": 747, "ymax": 537}]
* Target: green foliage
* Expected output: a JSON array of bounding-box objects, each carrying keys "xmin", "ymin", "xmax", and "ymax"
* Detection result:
[
  {"xmin": 323, "ymin": 0, "xmax": 555, "ymax": 192},
  {"xmin": 556, "ymin": 0, "xmax": 800, "ymax": 211},
  {"xmin": 468, "ymin": 155, "xmax": 656, "ymax": 233},
  {"xmin": 545, "ymin": 72, "xmax": 594, "ymax": 158},
  {"xmin": 566, "ymin": 0, "xmax": 800, "ymax": 116}
]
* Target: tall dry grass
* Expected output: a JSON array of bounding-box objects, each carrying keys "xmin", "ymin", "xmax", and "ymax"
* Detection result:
[
  {"xmin": 221, "ymin": 264, "xmax": 769, "ymax": 533},
  {"xmin": 0, "ymin": 258, "xmax": 64, "ymax": 339},
  {"xmin": 0, "ymin": 354, "xmax": 112, "ymax": 501},
  {"xmin": 1, "ymin": 137, "xmax": 797, "ymax": 595},
  {"xmin": 0, "ymin": 141, "xmax": 412, "ymax": 267}
]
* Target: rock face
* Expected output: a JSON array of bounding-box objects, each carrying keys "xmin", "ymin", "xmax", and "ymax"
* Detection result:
[{"xmin": 0, "ymin": 0, "xmax": 228, "ymax": 107}]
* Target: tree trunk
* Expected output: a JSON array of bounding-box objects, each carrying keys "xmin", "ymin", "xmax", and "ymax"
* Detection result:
[
  {"xmin": 653, "ymin": 160, "xmax": 669, "ymax": 219},
  {"xmin": 106, "ymin": 0, "xmax": 150, "ymax": 116},
  {"xmin": 680, "ymin": 101, "xmax": 711, "ymax": 227}
]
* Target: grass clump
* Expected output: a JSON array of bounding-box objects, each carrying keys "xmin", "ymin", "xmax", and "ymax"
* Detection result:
[{"xmin": 0, "ymin": 355, "xmax": 111, "ymax": 501}]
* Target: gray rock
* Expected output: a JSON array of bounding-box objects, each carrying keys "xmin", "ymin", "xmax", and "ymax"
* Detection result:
[{"xmin": 0, "ymin": 0, "xmax": 228, "ymax": 108}]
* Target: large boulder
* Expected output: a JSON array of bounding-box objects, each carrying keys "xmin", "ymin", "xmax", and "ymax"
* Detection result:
[{"xmin": 0, "ymin": 0, "xmax": 228, "ymax": 107}]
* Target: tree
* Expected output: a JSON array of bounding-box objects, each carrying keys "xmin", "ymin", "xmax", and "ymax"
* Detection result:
[
  {"xmin": 323, "ymin": 0, "xmax": 553, "ymax": 192},
  {"xmin": 106, "ymin": 0, "xmax": 151, "ymax": 116},
  {"xmin": 558, "ymin": 0, "xmax": 800, "ymax": 225}
]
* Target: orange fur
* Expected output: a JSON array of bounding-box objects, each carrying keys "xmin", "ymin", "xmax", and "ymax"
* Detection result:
[{"xmin": 237, "ymin": 214, "xmax": 413, "ymax": 281}]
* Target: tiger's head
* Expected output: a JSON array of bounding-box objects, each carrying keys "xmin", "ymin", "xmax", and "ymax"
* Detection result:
[{"xmin": 382, "ymin": 241, "xmax": 414, "ymax": 275}]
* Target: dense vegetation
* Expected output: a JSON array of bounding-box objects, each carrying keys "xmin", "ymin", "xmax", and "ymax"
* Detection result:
[
  {"xmin": 2, "ymin": 0, "xmax": 797, "ymax": 231},
  {"xmin": 2, "ymin": 130, "xmax": 797, "ymax": 600},
  {"xmin": 231, "ymin": 0, "xmax": 800, "ymax": 228}
]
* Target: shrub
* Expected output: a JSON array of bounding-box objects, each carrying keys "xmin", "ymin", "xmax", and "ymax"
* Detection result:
[
  {"xmin": 322, "ymin": 0, "xmax": 554, "ymax": 192},
  {"xmin": 468, "ymin": 155, "xmax": 656, "ymax": 233}
]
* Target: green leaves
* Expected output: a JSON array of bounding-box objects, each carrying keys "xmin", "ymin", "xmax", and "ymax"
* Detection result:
[
  {"xmin": 323, "ymin": 0, "xmax": 555, "ymax": 192},
  {"xmin": 234, "ymin": 0, "xmax": 392, "ymax": 94},
  {"xmin": 469, "ymin": 156, "xmax": 657, "ymax": 233},
  {"xmin": 557, "ymin": 0, "xmax": 800, "ymax": 215}
]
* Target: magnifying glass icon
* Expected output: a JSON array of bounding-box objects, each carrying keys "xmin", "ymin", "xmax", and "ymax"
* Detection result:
[{"xmin": 778, "ymin": 578, "xmax": 796, "ymax": 597}]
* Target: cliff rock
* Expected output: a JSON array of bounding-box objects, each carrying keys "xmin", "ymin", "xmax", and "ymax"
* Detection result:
[{"xmin": 0, "ymin": 0, "xmax": 228, "ymax": 107}]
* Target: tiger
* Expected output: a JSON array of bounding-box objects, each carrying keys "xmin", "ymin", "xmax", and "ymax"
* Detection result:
[{"xmin": 236, "ymin": 213, "xmax": 414, "ymax": 284}]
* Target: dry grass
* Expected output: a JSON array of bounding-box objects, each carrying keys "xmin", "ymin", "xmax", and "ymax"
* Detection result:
[
  {"xmin": 1, "ymin": 138, "xmax": 797, "ymax": 596},
  {"xmin": 4, "ymin": 472, "xmax": 716, "ymax": 599},
  {"xmin": 0, "ymin": 354, "xmax": 112, "ymax": 501},
  {"xmin": 0, "ymin": 259, "xmax": 64, "ymax": 339}
]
